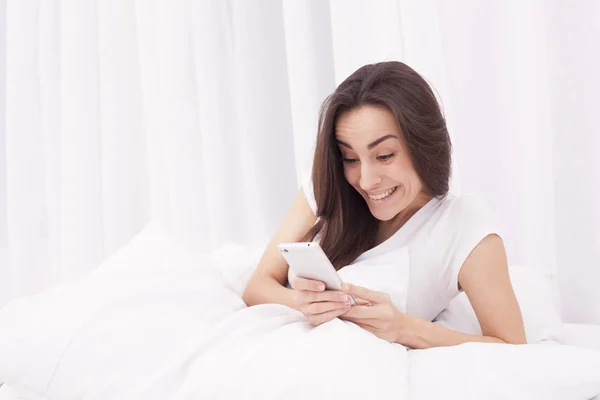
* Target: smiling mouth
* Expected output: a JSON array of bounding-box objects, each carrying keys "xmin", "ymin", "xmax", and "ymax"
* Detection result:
[{"xmin": 367, "ymin": 186, "xmax": 398, "ymax": 201}]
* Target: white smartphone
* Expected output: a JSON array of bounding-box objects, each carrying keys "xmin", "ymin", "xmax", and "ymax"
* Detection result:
[{"xmin": 278, "ymin": 241, "xmax": 356, "ymax": 305}]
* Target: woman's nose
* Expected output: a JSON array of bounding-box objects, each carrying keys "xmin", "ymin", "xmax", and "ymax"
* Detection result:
[{"xmin": 359, "ymin": 164, "xmax": 382, "ymax": 190}]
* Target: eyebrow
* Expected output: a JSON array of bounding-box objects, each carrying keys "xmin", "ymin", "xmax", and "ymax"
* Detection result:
[{"xmin": 336, "ymin": 134, "xmax": 398, "ymax": 150}]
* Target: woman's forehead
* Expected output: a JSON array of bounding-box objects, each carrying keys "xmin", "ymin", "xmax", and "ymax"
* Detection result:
[{"xmin": 335, "ymin": 105, "xmax": 402, "ymax": 146}]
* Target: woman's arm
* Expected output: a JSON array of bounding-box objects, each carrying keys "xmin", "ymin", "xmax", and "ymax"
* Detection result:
[
  {"xmin": 340, "ymin": 234, "xmax": 527, "ymax": 348},
  {"xmin": 399, "ymin": 233, "xmax": 526, "ymax": 348},
  {"xmin": 241, "ymin": 188, "xmax": 317, "ymax": 311}
]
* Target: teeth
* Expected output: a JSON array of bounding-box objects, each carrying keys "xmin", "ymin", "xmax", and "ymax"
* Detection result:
[{"xmin": 368, "ymin": 186, "xmax": 397, "ymax": 200}]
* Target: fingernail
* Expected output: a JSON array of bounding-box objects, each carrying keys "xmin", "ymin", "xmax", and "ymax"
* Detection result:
[
  {"xmin": 342, "ymin": 283, "xmax": 350, "ymax": 291},
  {"xmin": 318, "ymin": 283, "xmax": 325, "ymax": 291},
  {"xmin": 340, "ymin": 294, "xmax": 349, "ymax": 302}
]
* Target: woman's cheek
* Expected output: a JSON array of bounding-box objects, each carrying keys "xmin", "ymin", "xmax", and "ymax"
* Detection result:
[{"xmin": 344, "ymin": 168, "xmax": 357, "ymax": 184}]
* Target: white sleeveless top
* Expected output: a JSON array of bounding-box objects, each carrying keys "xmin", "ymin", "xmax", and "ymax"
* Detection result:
[{"xmin": 290, "ymin": 173, "xmax": 499, "ymax": 322}]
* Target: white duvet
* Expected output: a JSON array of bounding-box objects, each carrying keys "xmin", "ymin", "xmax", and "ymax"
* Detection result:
[{"xmin": 1, "ymin": 225, "xmax": 600, "ymax": 400}]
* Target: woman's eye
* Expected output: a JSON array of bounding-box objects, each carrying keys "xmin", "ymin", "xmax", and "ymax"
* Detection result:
[
  {"xmin": 377, "ymin": 153, "xmax": 394, "ymax": 161},
  {"xmin": 342, "ymin": 158, "xmax": 359, "ymax": 164}
]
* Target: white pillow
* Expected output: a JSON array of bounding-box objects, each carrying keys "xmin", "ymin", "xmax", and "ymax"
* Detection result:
[
  {"xmin": 563, "ymin": 323, "xmax": 600, "ymax": 352},
  {"xmin": 435, "ymin": 264, "xmax": 564, "ymax": 343},
  {"xmin": 0, "ymin": 384, "xmax": 47, "ymax": 400},
  {"xmin": 0, "ymin": 222, "xmax": 176, "ymax": 395},
  {"xmin": 409, "ymin": 342, "xmax": 600, "ymax": 400},
  {"xmin": 0, "ymin": 223, "xmax": 245, "ymax": 399},
  {"xmin": 210, "ymin": 243, "xmax": 264, "ymax": 296}
]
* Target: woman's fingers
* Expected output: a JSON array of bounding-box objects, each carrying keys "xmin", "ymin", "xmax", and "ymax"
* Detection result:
[
  {"xmin": 291, "ymin": 277, "xmax": 325, "ymax": 292},
  {"xmin": 308, "ymin": 304, "xmax": 352, "ymax": 326},
  {"xmin": 342, "ymin": 283, "xmax": 389, "ymax": 304},
  {"xmin": 341, "ymin": 316, "xmax": 380, "ymax": 330},
  {"xmin": 291, "ymin": 278, "xmax": 355, "ymax": 324},
  {"xmin": 293, "ymin": 290, "xmax": 350, "ymax": 307},
  {"xmin": 353, "ymin": 296, "xmax": 372, "ymax": 306},
  {"xmin": 305, "ymin": 300, "xmax": 349, "ymax": 316},
  {"xmin": 341, "ymin": 305, "xmax": 382, "ymax": 319},
  {"xmin": 308, "ymin": 290, "xmax": 352, "ymax": 304}
]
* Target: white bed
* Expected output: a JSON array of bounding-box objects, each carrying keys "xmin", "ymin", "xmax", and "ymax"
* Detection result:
[
  {"xmin": 1, "ymin": 323, "xmax": 600, "ymax": 400},
  {"xmin": 1, "ymin": 323, "xmax": 599, "ymax": 400},
  {"xmin": 0, "ymin": 386, "xmax": 40, "ymax": 400},
  {"xmin": 0, "ymin": 223, "xmax": 599, "ymax": 399}
]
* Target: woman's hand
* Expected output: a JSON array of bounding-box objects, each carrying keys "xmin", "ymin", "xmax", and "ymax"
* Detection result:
[
  {"xmin": 290, "ymin": 277, "xmax": 353, "ymax": 326},
  {"xmin": 339, "ymin": 283, "xmax": 407, "ymax": 343}
]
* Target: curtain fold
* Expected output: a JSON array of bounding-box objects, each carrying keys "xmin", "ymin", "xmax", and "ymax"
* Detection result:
[{"xmin": 0, "ymin": 0, "xmax": 599, "ymax": 323}]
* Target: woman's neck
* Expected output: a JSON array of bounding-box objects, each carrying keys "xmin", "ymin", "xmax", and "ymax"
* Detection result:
[{"xmin": 376, "ymin": 192, "xmax": 433, "ymax": 244}]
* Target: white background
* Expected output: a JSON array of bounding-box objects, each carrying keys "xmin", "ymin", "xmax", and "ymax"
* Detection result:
[{"xmin": 0, "ymin": 0, "xmax": 598, "ymax": 324}]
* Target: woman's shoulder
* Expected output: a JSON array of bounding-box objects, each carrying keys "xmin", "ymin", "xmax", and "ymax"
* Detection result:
[
  {"xmin": 424, "ymin": 192, "xmax": 497, "ymax": 237},
  {"xmin": 440, "ymin": 193, "xmax": 495, "ymax": 219}
]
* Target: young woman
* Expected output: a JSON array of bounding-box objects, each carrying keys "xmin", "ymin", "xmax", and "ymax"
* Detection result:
[{"xmin": 242, "ymin": 61, "xmax": 526, "ymax": 349}]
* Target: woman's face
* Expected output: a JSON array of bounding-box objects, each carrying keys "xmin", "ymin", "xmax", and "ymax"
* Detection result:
[{"xmin": 335, "ymin": 105, "xmax": 427, "ymax": 222}]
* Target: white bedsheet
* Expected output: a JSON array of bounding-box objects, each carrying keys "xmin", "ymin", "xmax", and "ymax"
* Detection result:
[
  {"xmin": 1, "ymin": 225, "xmax": 600, "ymax": 399},
  {"xmin": 0, "ymin": 384, "xmax": 47, "ymax": 400},
  {"xmin": 2, "ymin": 320, "xmax": 600, "ymax": 399}
]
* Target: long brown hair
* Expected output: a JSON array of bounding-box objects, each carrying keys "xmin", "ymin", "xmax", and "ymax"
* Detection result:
[{"xmin": 304, "ymin": 61, "xmax": 452, "ymax": 269}]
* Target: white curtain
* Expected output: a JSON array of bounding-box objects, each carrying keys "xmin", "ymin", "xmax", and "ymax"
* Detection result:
[{"xmin": 0, "ymin": 0, "xmax": 598, "ymax": 324}]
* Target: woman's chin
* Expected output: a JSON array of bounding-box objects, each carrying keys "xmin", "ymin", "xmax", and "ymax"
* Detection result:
[{"xmin": 368, "ymin": 207, "xmax": 398, "ymax": 222}]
